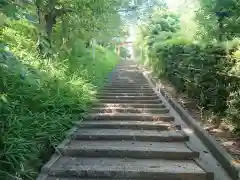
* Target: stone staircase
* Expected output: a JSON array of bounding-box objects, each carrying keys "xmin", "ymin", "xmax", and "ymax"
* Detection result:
[{"xmin": 37, "ymin": 60, "xmax": 213, "ymax": 180}]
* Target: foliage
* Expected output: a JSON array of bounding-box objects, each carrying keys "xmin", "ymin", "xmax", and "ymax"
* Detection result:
[
  {"xmin": 135, "ymin": 7, "xmax": 240, "ymax": 132},
  {"xmin": 196, "ymin": 0, "xmax": 240, "ymax": 41}
]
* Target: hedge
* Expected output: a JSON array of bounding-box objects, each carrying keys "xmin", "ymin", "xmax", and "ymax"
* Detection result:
[{"xmin": 147, "ymin": 39, "xmax": 240, "ymax": 132}]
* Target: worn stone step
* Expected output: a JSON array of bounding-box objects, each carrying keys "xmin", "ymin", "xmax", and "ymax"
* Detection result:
[
  {"xmin": 114, "ymin": 69, "xmax": 141, "ymax": 72},
  {"xmin": 91, "ymin": 107, "xmax": 169, "ymax": 114},
  {"xmin": 97, "ymin": 92, "xmax": 156, "ymax": 96},
  {"xmin": 57, "ymin": 140, "xmax": 199, "ymax": 160},
  {"xmin": 109, "ymin": 77, "xmax": 145, "ymax": 79},
  {"xmin": 114, "ymin": 73, "xmax": 143, "ymax": 76},
  {"xmin": 92, "ymin": 103, "xmax": 166, "ymax": 109},
  {"xmin": 106, "ymin": 82, "xmax": 149, "ymax": 86},
  {"xmin": 100, "ymin": 89, "xmax": 155, "ymax": 93},
  {"xmin": 107, "ymin": 74, "xmax": 144, "ymax": 77},
  {"xmin": 105, "ymin": 79, "xmax": 148, "ymax": 83},
  {"xmin": 103, "ymin": 86, "xmax": 152, "ymax": 90},
  {"xmin": 87, "ymin": 113, "xmax": 174, "ymax": 122},
  {"xmin": 116, "ymin": 65, "xmax": 138, "ymax": 67},
  {"xmin": 105, "ymin": 83, "xmax": 149, "ymax": 86},
  {"xmin": 37, "ymin": 176, "xmax": 129, "ymax": 180},
  {"xmin": 115, "ymin": 68, "xmax": 139, "ymax": 71},
  {"xmin": 105, "ymin": 76, "xmax": 145, "ymax": 79},
  {"xmin": 98, "ymin": 99, "xmax": 162, "ymax": 104},
  {"xmin": 75, "ymin": 120, "xmax": 174, "ymax": 130},
  {"xmin": 97, "ymin": 95, "xmax": 159, "ymax": 100},
  {"xmin": 71, "ymin": 128, "xmax": 188, "ymax": 142},
  {"xmin": 106, "ymin": 81, "xmax": 148, "ymax": 84},
  {"xmin": 42, "ymin": 156, "xmax": 211, "ymax": 180},
  {"xmin": 103, "ymin": 85, "xmax": 150, "ymax": 88}
]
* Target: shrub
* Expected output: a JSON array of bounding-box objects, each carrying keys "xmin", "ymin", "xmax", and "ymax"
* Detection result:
[{"xmin": 146, "ymin": 35, "xmax": 240, "ymax": 129}]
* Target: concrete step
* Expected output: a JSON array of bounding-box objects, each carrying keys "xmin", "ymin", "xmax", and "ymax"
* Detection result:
[
  {"xmin": 109, "ymin": 75, "xmax": 145, "ymax": 77},
  {"xmin": 113, "ymin": 69, "xmax": 141, "ymax": 72},
  {"xmin": 75, "ymin": 120, "xmax": 175, "ymax": 130},
  {"xmin": 99, "ymin": 89, "xmax": 155, "ymax": 93},
  {"xmin": 103, "ymin": 86, "xmax": 152, "ymax": 89},
  {"xmin": 97, "ymin": 92, "xmax": 157, "ymax": 96},
  {"xmin": 57, "ymin": 140, "xmax": 199, "ymax": 160},
  {"xmin": 104, "ymin": 82, "xmax": 149, "ymax": 86},
  {"xmin": 91, "ymin": 107, "xmax": 169, "ymax": 114},
  {"xmin": 115, "ymin": 68, "xmax": 139, "ymax": 71},
  {"xmin": 107, "ymin": 74, "xmax": 144, "ymax": 77},
  {"xmin": 104, "ymin": 79, "xmax": 148, "ymax": 83},
  {"xmin": 92, "ymin": 103, "xmax": 166, "ymax": 109},
  {"xmin": 87, "ymin": 113, "xmax": 174, "ymax": 122},
  {"xmin": 106, "ymin": 82, "xmax": 149, "ymax": 86},
  {"xmin": 97, "ymin": 95, "xmax": 160, "ymax": 100},
  {"xmin": 103, "ymin": 85, "xmax": 150, "ymax": 88},
  {"xmin": 105, "ymin": 81, "xmax": 148, "ymax": 84},
  {"xmin": 38, "ymin": 176, "xmax": 127, "ymax": 180},
  {"xmin": 98, "ymin": 99, "xmax": 162, "ymax": 104},
  {"xmin": 71, "ymin": 128, "xmax": 188, "ymax": 142},
  {"xmin": 42, "ymin": 156, "xmax": 211, "ymax": 180}
]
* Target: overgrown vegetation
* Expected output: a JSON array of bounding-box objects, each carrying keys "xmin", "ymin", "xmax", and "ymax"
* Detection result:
[
  {"xmin": 0, "ymin": 0, "xmax": 140, "ymax": 179},
  {"xmin": 134, "ymin": 0, "xmax": 240, "ymax": 133}
]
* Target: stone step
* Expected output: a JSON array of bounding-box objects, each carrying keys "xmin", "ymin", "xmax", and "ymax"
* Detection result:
[
  {"xmin": 103, "ymin": 85, "xmax": 150, "ymax": 88},
  {"xmin": 98, "ymin": 99, "xmax": 162, "ymax": 104},
  {"xmin": 75, "ymin": 120, "xmax": 174, "ymax": 130},
  {"xmin": 102, "ymin": 87, "xmax": 153, "ymax": 90},
  {"xmin": 57, "ymin": 140, "xmax": 199, "ymax": 160},
  {"xmin": 108, "ymin": 74, "xmax": 144, "ymax": 77},
  {"xmin": 115, "ymin": 68, "xmax": 139, "ymax": 70},
  {"xmin": 106, "ymin": 82, "xmax": 149, "ymax": 86},
  {"xmin": 87, "ymin": 113, "xmax": 174, "ymax": 122},
  {"xmin": 91, "ymin": 107, "xmax": 169, "ymax": 114},
  {"xmin": 71, "ymin": 128, "xmax": 188, "ymax": 142},
  {"xmin": 42, "ymin": 156, "xmax": 211, "ymax": 180},
  {"xmin": 105, "ymin": 81, "xmax": 148, "ymax": 84},
  {"xmin": 99, "ymin": 89, "xmax": 155, "ymax": 93},
  {"xmin": 106, "ymin": 74, "xmax": 144, "ymax": 76},
  {"xmin": 115, "ymin": 65, "xmax": 138, "ymax": 67},
  {"xmin": 105, "ymin": 79, "xmax": 148, "ymax": 83},
  {"xmin": 115, "ymin": 68, "xmax": 139, "ymax": 71},
  {"xmin": 116, "ymin": 65, "xmax": 138, "ymax": 67},
  {"xmin": 103, "ymin": 84, "xmax": 152, "ymax": 90},
  {"xmin": 97, "ymin": 92, "xmax": 156, "ymax": 96},
  {"xmin": 92, "ymin": 103, "xmax": 166, "ymax": 109},
  {"xmin": 38, "ymin": 176, "xmax": 127, "ymax": 180},
  {"xmin": 115, "ymin": 67, "xmax": 138, "ymax": 69},
  {"xmin": 97, "ymin": 95, "xmax": 159, "ymax": 100},
  {"xmin": 104, "ymin": 82, "xmax": 149, "ymax": 86},
  {"xmin": 106, "ymin": 75, "xmax": 144, "ymax": 78}
]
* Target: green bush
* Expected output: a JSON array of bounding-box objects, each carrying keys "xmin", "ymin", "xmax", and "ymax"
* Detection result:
[
  {"xmin": 134, "ymin": 0, "xmax": 240, "ymax": 132},
  {"xmin": 0, "ymin": 16, "xmax": 119, "ymax": 179},
  {"xmin": 226, "ymin": 47, "xmax": 240, "ymax": 133},
  {"xmin": 147, "ymin": 35, "xmax": 240, "ymax": 130}
]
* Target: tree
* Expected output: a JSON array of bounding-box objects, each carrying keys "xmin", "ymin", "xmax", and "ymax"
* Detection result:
[{"xmin": 196, "ymin": 0, "xmax": 240, "ymax": 41}]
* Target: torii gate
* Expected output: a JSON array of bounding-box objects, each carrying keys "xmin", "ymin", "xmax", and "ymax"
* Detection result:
[{"xmin": 116, "ymin": 41, "xmax": 133, "ymax": 56}]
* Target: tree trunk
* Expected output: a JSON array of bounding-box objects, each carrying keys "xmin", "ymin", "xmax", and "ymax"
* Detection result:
[
  {"xmin": 35, "ymin": 1, "xmax": 45, "ymax": 53},
  {"xmin": 45, "ymin": 11, "xmax": 56, "ymax": 48}
]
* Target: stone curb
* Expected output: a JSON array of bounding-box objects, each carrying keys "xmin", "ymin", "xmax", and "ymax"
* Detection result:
[{"xmin": 140, "ymin": 65, "xmax": 240, "ymax": 180}]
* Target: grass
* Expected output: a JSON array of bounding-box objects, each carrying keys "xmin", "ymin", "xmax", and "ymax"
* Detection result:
[{"xmin": 0, "ymin": 17, "xmax": 119, "ymax": 179}]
